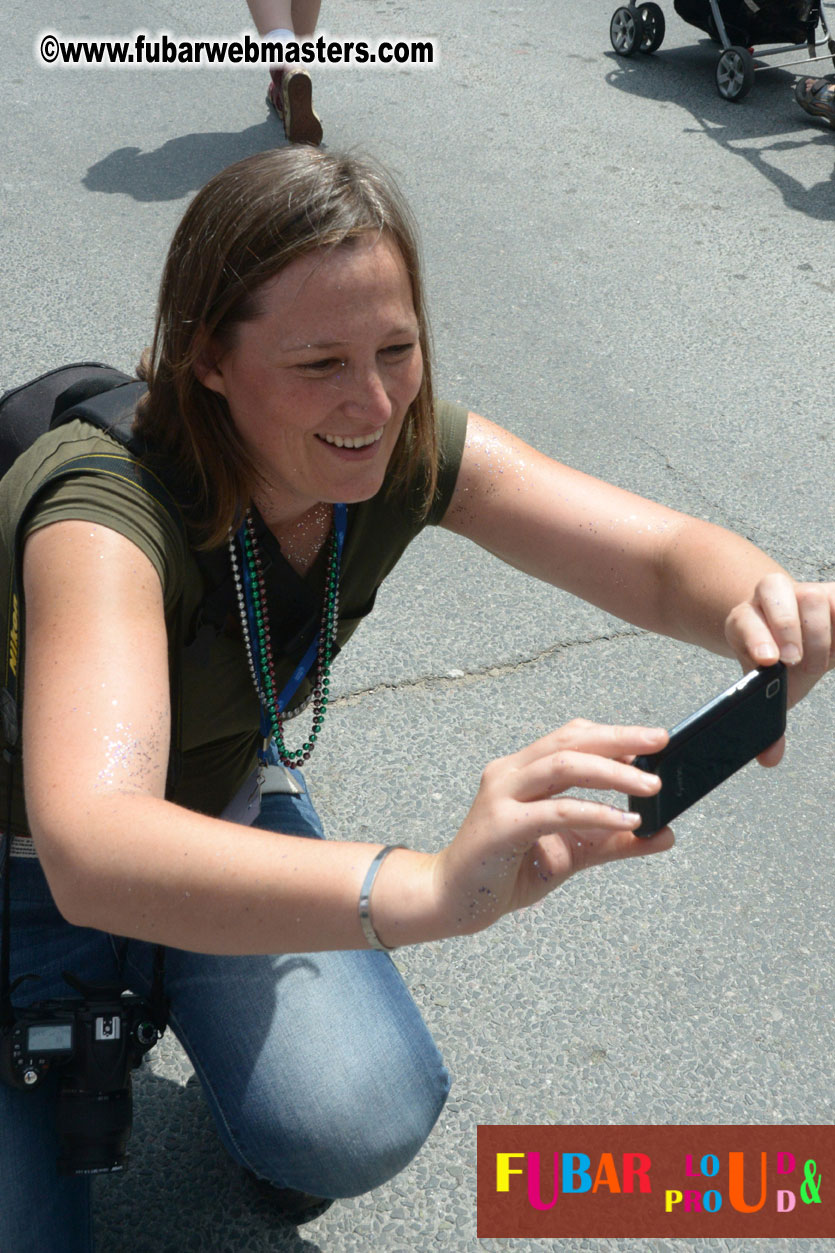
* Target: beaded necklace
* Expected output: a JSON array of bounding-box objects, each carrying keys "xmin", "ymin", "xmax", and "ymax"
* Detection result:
[{"xmin": 228, "ymin": 504, "xmax": 347, "ymax": 768}]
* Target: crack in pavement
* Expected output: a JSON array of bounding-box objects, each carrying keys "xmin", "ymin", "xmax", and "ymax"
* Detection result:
[{"xmin": 333, "ymin": 625, "xmax": 648, "ymax": 707}]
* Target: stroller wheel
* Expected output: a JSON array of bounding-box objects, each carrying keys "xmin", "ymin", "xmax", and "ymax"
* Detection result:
[
  {"xmin": 638, "ymin": 3, "xmax": 666, "ymax": 51},
  {"xmin": 610, "ymin": 6, "xmax": 642, "ymax": 55},
  {"xmin": 716, "ymin": 45, "xmax": 755, "ymax": 100}
]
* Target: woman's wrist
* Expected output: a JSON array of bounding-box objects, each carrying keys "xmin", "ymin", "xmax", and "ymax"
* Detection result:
[
  {"xmin": 366, "ymin": 847, "xmax": 453, "ymax": 949},
  {"xmin": 358, "ymin": 845, "xmax": 405, "ymax": 950}
]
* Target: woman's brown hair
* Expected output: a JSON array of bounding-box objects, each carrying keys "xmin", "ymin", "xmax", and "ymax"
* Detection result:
[{"xmin": 135, "ymin": 147, "xmax": 436, "ymax": 548}]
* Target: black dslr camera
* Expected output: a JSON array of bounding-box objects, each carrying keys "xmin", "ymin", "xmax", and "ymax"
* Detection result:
[{"xmin": 0, "ymin": 972, "xmax": 165, "ymax": 1175}]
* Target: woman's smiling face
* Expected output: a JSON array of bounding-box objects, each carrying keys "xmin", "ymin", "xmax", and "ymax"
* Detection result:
[{"xmin": 199, "ymin": 232, "xmax": 423, "ymax": 524}]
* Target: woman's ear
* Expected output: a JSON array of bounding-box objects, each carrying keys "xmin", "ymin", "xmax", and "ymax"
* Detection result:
[{"xmin": 193, "ymin": 332, "xmax": 227, "ymax": 397}]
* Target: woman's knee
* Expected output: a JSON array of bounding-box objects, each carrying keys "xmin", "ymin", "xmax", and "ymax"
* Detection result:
[
  {"xmin": 238, "ymin": 1057, "xmax": 451, "ymax": 1197},
  {"xmin": 169, "ymin": 945, "xmax": 451, "ymax": 1198}
]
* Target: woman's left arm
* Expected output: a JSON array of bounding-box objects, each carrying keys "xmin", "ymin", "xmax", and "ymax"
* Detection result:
[{"xmin": 441, "ymin": 414, "xmax": 834, "ymax": 708}]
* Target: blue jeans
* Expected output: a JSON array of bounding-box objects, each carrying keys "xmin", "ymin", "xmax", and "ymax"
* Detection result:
[{"xmin": 0, "ymin": 775, "xmax": 450, "ymax": 1253}]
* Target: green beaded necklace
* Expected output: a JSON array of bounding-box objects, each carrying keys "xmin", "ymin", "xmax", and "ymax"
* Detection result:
[{"xmin": 229, "ymin": 507, "xmax": 344, "ymax": 768}]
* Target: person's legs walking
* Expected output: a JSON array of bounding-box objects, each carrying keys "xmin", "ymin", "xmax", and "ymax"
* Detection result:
[
  {"xmin": 246, "ymin": 0, "xmax": 324, "ymax": 143},
  {"xmin": 246, "ymin": 0, "xmax": 321, "ymax": 38}
]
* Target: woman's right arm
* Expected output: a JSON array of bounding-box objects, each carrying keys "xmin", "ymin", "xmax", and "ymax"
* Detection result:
[{"xmin": 22, "ymin": 522, "xmax": 672, "ymax": 955}]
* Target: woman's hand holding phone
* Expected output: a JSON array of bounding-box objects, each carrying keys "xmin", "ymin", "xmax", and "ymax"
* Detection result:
[
  {"xmin": 428, "ymin": 577, "xmax": 832, "ymax": 933},
  {"xmin": 433, "ymin": 721, "xmax": 673, "ymax": 936},
  {"xmin": 724, "ymin": 572, "xmax": 835, "ymax": 765}
]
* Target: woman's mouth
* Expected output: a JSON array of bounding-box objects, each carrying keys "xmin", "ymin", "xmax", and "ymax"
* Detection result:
[{"xmin": 318, "ymin": 427, "xmax": 385, "ymax": 450}]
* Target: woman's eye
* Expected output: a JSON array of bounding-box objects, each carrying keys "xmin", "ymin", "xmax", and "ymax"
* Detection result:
[{"xmin": 297, "ymin": 345, "xmax": 414, "ymax": 373}]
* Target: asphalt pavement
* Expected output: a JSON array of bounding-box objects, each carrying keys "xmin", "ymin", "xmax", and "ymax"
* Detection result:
[{"xmin": 2, "ymin": 0, "xmax": 834, "ymax": 1250}]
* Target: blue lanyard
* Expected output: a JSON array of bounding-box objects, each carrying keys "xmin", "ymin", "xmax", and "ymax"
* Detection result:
[{"xmin": 238, "ymin": 505, "xmax": 347, "ymax": 766}]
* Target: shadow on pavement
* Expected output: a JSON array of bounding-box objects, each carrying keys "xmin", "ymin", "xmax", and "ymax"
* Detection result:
[
  {"xmin": 604, "ymin": 45, "xmax": 835, "ymax": 219},
  {"xmin": 82, "ymin": 118, "xmax": 286, "ymax": 202},
  {"xmin": 94, "ymin": 1070, "xmax": 324, "ymax": 1253}
]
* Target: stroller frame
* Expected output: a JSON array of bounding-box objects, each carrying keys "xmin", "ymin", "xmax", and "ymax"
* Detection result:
[{"xmin": 610, "ymin": 0, "xmax": 835, "ymax": 99}]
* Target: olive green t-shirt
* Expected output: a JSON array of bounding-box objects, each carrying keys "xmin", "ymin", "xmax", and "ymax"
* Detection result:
[{"xmin": 0, "ymin": 401, "xmax": 468, "ymax": 834}]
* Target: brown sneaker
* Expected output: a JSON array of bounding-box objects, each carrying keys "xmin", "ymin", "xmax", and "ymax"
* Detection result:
[
  {"xmin": 268, "ymin": 67, "xmax": 323, "ymax": 146},
  {"xmin": 795, "ymin": 76, "xmax": 835, "ymax": 127}
]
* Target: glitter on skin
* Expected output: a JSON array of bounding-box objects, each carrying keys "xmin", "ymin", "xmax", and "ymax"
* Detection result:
[
  {"xmin": 96, "ymin": 724, "xmax": 145, "ymax": 787},
  {"xmin": 445, "ymin": 420, "xmax": 533, "ymax": 526},
  {"xmin": 248, "ymin": 480, "xmax": 334, "ymax": 574},
  {"xmin": 276, "ymin": 502, "xmax": 331, "ymax": 574},
  {"xmin": 95, "ymin": 717, "xmax": 164, "ymax": 791}
]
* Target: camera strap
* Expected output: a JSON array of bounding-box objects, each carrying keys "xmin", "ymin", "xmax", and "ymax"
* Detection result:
[
  {"xmin": 149, "ymin": 943, "xmax": 168, "ymax": 1030},
  {"xmin": 1, "ymin": 750, "xmax": 19, "ymax": 1028}
]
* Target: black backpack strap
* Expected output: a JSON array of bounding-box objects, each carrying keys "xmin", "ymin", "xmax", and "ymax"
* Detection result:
[
  {"xmin": 50, "ymin": 379, "xmax": 149, "ymax": 455},
  {"xmin": 0, "ymin": 364, "xmax": 135, "ymax": 481},
  {"xmin": 50, "ymin": 371, "xmax": 138, "ymax": 419},
  {"xmin": 3, "ymin": 450, "xmax": 184, "ymax": 799}
]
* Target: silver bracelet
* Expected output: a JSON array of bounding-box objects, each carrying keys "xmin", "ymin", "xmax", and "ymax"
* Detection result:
[{"xmin": 358, "ymin": 845, "xmax": 405, "ymax": 951}]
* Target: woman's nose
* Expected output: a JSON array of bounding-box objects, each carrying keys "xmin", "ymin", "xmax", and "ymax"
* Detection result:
[{"xmin": 336, "ymin": 363, "xmax": 391, "ymax": 419}]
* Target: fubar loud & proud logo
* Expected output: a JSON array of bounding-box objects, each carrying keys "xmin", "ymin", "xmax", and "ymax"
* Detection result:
[{"xmin": 477, "ymin": 1124, "xmax": 832, "ymax": 1238}]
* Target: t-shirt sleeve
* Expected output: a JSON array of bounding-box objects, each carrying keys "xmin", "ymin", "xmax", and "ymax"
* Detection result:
[
  {"xmin": 426, "ymin": 399, "xmax": 469, "ymax": 526},
  {"xmin": 21, "ymin": 464, "xmax": 186, "ymax": 616}
]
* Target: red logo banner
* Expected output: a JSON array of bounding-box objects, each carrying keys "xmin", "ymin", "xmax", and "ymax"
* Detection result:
[{"xmin": 477, "ymin": 1125, "xmax": 832, "ymax": 1238}]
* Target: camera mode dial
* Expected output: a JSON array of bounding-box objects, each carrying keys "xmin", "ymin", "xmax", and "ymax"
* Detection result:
[{"xmin": 135, "ymin": 1021, "xmax": 159, "ymax": 1048}]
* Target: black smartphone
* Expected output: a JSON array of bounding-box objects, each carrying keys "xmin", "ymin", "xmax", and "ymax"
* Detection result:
[{"xmin": 629, "ymin": 662, "xmax": 788, "ymax": 837}]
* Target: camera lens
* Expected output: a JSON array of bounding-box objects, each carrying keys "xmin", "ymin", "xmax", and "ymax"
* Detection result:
[{"xmin": 55, "ymin": 1083, "xmax": 133, "ymax": 1175}]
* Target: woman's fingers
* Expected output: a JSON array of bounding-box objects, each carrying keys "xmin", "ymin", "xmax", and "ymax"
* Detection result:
[
  {"xmin": 756, "ymin": 734, "xmax": 785, "ymax": 768},
  {"xmin": 511, "ymin": 748, "xmax": 662, "ymax": 805},
  {"xmin": 752, "ymin": 572, "xmax": 803, "ymax": 663},
  {"xmin": 522, "ymin": 795, "xmax": 645, "ymax": 839},
  {"xmin": 443, "ymin": 722, "xmax": 678, "ymax": 931},
  {"xmin": 726, "ymin": 596, "xmax": 789, "ymax": 667},
  {"xmin": 513, "ymin": 822, "xmax": 674, "ymax": 906},
  {"xmin": 726, "ymin": 574, "xmax": 835, "ymax": 672},
  {"xmin": 554, "ymin": 822, "xmax": 675, "ymax": 872},
  {"xmin": 510, "ymin": 720, "xmax": 668, "ymax": 773},
  {"xmin": 726, "ymin": 578, "xmax": 835, "ymax": 716},
  {"xmin": 795, "ymin": 583, "xmax": 834, "ymax": 674}
]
